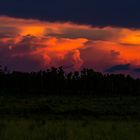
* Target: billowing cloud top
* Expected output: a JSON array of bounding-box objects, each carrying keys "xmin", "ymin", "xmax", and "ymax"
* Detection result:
[{"xmin": 0, "ymin": 16, "xmax": 140, "ymax": 76}]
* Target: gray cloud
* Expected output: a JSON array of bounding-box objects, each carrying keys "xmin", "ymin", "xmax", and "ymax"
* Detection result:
[
  {"xmin": 0, "ymin": 26, "xmax": 19, "ymax": 38},
  {"xmin": 105, "ymin": 64, "xmax": 131, "ymax": 73},
  {"xmin": 47, "ymin": 27, "xmax": 122, "ymax": 41}
]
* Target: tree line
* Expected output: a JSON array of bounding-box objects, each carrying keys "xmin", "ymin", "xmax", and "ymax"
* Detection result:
[{"xmin": 0, "ymin": 66, "xmax": 140, "ymax": 96}]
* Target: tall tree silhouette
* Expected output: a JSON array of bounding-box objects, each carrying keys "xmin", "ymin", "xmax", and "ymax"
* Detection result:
[{"xmin": 0, "ymin": 66, "xmax": 140, "ymax": 96}]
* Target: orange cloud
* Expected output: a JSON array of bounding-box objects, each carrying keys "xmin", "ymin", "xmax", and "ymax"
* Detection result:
[
  {"xmin": 33, "ymin": 37, "xmax": 87, "ymax": 68},
  {"xmin": 1, "ymin": 16, "xmax": 140, "ymax": 74},
  {"xmin": 20, "ymin": 26, "xmax": 45, "ymax": 36}
]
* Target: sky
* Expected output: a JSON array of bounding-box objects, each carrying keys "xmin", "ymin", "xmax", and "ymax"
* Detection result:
[{"xmin": 0, "ymin": 0, "xmax": 140, "ymax": 76}]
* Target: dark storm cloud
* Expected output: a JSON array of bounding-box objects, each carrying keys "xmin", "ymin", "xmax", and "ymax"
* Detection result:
[
  {"xmin": 105, "ymin": 64, "xmax": 131, "ymax": 73},
  {"xmin": 133, "ymin": 68, "xmax": 140, "ymax": 73},
  {"xmin": 0, "ymin": 35, "xmax": 44, "ymax": 71},
  {"xmin": 0, "ymin": 0, "xmax": 139, "ymax": 28}
]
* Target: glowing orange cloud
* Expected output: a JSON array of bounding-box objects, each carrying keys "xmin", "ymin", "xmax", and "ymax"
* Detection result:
[
  {"xmin": 33, "ymin": 37, "xmax": 87, "ymax": 68},
  {"xmin": 1, "ymin": 16, "xmax": 140, "ymax": 74},
  {"xmin": 20, "ymin": 26, "xmax": 45, "ymax": 36}
]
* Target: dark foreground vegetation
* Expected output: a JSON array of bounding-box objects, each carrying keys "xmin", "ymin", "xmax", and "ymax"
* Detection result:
[
  {"xmin": 0, "ymin": 119, "xmax": 140, "ymax": 140},
  {"xmin": 0, "ymin": 66, "xmax": 140, "ymax": 118},
  {"xmin": 0, "ymin": 95, "xmax": 140, "ymax": 140},
  {"xmin": 0, "ymin": 66, "xmax": 140, "ymax": 96},
  {"xmin": 0, "ymin": 66, "xmax": 140, "ymax": 139}
]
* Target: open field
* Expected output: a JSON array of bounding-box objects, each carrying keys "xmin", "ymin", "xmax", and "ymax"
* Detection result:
[
  {"xmin": 0, "ymin": 95, "xmax": 140, "ymax": 119},
  {"xmin": 0, "ymin": 95, "xmax": 140, "ymax": 139},
  {"xmin": 0, "ymin": 119, "xmax": 140, "ymax": 140}
]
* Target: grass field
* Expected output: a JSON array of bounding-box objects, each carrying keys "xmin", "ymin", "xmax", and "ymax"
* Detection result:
[
  {"xmin": 0, "ymin": 95, "xmax": 140, "ymax": 139},
  {"xmin": 0, "ymin": 119, "xmax": 140, "ymax": 140},
  {"xmin": 0, "ymin": 95, "xmax": 140, "ymax": 119}
]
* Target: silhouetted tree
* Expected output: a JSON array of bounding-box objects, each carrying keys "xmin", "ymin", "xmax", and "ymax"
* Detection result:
[{"xmin": 0, "ymin": 66, "xmax": 139, "ymax": 96}]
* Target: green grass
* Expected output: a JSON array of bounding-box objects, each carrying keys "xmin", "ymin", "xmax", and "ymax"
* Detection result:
[
  {"xmin": 0, "ymin": 119, "xmax": 139, "ymax": 140},
  {"xmin": 0, "ymin": 95, "xmax": 140, "ymax": 139},
  {"xmin": 0, "ymin": 95, "xmax": 140, "ymax": 119}
]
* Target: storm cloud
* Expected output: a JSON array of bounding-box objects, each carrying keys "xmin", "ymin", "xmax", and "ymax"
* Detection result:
[
  {"xmin": 0, "ymin": 0, "xmax": 139, "ymax": 28},
  {"xmin": 0, "ymin": 16, "xmax": 140, "ymax": 77}
]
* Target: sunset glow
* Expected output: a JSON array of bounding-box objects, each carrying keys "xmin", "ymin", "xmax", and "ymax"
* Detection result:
[
  {"xmin": 20, "ymin": 26, "xmax": 45, "ymax": 36},
  {"xmin": 0, "ymin": 16, "xmax": 140, "ymax": 74}
]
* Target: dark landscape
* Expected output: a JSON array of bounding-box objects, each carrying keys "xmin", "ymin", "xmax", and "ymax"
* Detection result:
[
  {"xmin": 0, "ymin": 66, "xmax": 139, "ymax": 139},
  {"xmin": 1, "ymin": 0, "xmax": 140, "ymax": 139}
]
